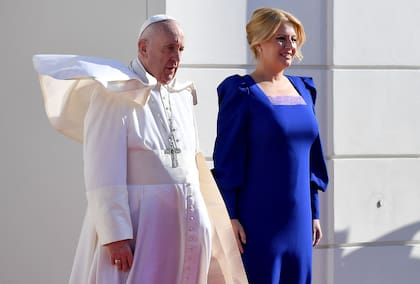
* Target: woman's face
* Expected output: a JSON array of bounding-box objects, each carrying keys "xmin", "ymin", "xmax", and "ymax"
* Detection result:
[{"xmin": 257, "ymin": 21, "xmax": 297, "ymax": 71}]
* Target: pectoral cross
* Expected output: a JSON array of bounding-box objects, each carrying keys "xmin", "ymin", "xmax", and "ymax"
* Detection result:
[
  {"xmin": 165, "ymin": 144, "xmax": 181, "ymax": 168},
  {"xmin": 160, "ymin": 96, "xmax": 181, "ymax": 168}
]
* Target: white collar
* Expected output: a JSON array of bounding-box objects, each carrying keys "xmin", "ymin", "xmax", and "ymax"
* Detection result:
[
  {"xmin": 128, "ymin": 58, "xmax": 197, "ymax": 105},
  {"xmin": 129, "ymin": 57, "xmax": 160, "ymax": 87}
]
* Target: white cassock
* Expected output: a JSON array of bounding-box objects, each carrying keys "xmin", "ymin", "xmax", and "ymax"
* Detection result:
[{"xmin": 33, "ymin": 55, "xmax": 248, "ymax": 284}]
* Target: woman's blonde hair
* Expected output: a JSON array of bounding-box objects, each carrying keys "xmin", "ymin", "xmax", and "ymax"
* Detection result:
[{"xmin": 246, "ymin": 7, "xmax": 306, "ymax": 60}]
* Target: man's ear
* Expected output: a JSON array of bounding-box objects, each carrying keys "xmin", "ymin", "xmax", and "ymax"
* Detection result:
[{"xmin": 138, "ymin": 39, "xmax": 147, "ymax": 57}]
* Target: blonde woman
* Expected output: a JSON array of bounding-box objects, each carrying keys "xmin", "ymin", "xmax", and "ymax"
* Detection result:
[{"xmin": 212, "ymin": 8, "xmax": 329, "ymax": 284}]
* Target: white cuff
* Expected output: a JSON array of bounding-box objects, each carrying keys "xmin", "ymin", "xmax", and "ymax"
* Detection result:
[{"xmin": 86, "ymin": 185, "xmax": 133, "ymax": 245}]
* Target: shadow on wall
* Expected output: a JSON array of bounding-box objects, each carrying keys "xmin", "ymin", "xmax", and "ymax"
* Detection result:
[{"xmin": 335, "ymin": 222, "xmax": 420, "ymax": 284}]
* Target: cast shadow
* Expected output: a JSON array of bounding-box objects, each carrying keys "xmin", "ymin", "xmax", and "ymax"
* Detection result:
[{"xmin": 334, "ymin": 222, "xmax": 420, "ymax": 284}]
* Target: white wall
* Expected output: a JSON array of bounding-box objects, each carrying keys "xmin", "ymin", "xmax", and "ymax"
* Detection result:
[
  {"xmin": 0, "ymin": 1, "xmax": 149, "ymax": 283},
  {"xmin": 1, "ymin": 0, "xmax": 419, "ymax": 283},
  {"xmin": 327, "ymin": 1, "xmax": 420, "ymax": 283}
]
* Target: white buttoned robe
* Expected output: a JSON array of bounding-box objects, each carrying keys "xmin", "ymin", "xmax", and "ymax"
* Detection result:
[{"xmin": 33, "ymin": 55, "xmax": 247, "ymax": 284}]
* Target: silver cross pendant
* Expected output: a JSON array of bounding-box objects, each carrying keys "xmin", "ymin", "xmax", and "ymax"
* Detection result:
[{"xmin": 165, "ymin": 146, "xmax": 181, "ymax": 168}]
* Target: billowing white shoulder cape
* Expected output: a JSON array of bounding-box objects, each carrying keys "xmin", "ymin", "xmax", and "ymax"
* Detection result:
[
  {"xmin": 33, "ymin": 54, "xmax": 248, "ymax": 284},
  {"xmin": 33, "ymin": 54, "xmax": 196, "ymax": 142}
]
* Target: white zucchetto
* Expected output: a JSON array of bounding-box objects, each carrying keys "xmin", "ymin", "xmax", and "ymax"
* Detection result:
[{"xmin": 138, "ymin": 14, "xmax": 176, "ymax": 38}]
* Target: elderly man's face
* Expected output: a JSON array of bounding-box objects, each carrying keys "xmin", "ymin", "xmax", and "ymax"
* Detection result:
[{"xmin": 139, "ymin": 21, "xmax": 185, "ymax": 84}]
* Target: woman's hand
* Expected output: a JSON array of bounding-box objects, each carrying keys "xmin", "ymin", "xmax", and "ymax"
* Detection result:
[
  {"xmin": 231, "ymin": 219, "xmax": 246, "ymax": 254},
  {"xmin": 312, "ymin": 219, "xmax": 323, "ymax": 247},
  {"xmin": 104, "ymin": 239, "xmax": 133, "ymax": 272}
]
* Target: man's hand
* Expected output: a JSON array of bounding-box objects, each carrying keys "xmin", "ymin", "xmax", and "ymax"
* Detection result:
[
  {"xmin": 104, "ymin": 239, "xmax": 133, "ymax": 272},
  {"xmin": 231, "ymin": 219, "xmax": 246, "ymax": 254},
  {"xmin": 312, "ymin": 219, "xmax": 323, "ymax": 247}
]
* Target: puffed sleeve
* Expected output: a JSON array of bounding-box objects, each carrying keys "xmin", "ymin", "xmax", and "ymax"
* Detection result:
[
  {"xmin": 212, "ymin": 75, "xmax": 250, "ymax": 219},
  {"xmin": 301, "ymin": 77, "xmax": 329, "ymax": 219},
  {"xmin": 83, "ymin": 90, "xmax": 133, "ymax": 245}
]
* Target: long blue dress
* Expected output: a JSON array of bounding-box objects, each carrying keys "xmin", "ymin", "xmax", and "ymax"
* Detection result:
[{"xmin": 212, "ymin": 74, "xmax": 329, "ymax": 284}]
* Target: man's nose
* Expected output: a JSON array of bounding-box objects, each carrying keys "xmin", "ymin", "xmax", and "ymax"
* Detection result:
[{"xmin": 171, "ymin": 50, "xmax": 182, "ymax": 61}]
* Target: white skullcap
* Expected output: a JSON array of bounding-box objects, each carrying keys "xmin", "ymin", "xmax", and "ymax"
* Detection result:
[{"xmin": 138, "ymin": 14, "xmax": 176, "ymax": 38}]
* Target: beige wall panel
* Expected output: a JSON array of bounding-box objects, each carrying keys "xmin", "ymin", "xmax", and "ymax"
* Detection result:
[
  {"xmin": 333, "ymin": 70, "xmax": 420, "ymax": 155},
  {"xmin": 167, "ymin": 0, "xmax": 248, "ymax": 64},
  {"xmin": 334, "ymin": 159, "xmax": 420, "ymax": 243},
  {"xmin": 334, "ymin": 1, "xmax": 420, "ymax": 65}
]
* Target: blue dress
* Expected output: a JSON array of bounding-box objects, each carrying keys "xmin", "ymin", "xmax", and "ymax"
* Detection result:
[{"xmin": 212, "ymin": 75, "xmax": 329, "ymax": 284}]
